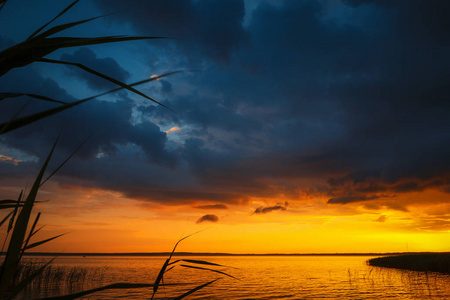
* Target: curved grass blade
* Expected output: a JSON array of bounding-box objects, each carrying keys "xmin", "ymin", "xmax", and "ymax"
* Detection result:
[
  {"xmin": 19, "ymin": 212, "xmax": 41, "ymax": 261},
  {"xmin": 29, "ymin": 225, "xmax": 45, "ymax": 238},
  {"xmin": 152, "ymin": 259, "xmax": 169, "ymax": 299},
  {"xmin": 23, "ymin": 233, "xmax": 67, "ymax": 251},
  {"xmin": 180, "ymin": 265, "xmax": 239, "ymax": 280},
  {"xmin": 169, "ymin": 259, "xmax": 234, "ymax": 268},
  {"xmin": 0, "ymin": 97, "xmax": 89, "ymax": 134},
  {"xmin": 164, "ymin": 265, "xmax": 177, "ymax": 274},
  {"xmin": 0, "ymin": 100, "xmax": 30, "ymax": 134},
  {"xmin": 87, "ymin": 70, "xmax": 185, "ymax": 100},
  {"xmin": 0, "ymin": 200, "xmax": 24, "ymax": 210},
  {"xmin": 0, "ymin": 70, "xmax": 183, "ymax": 134},
  {"xmin": 172, "ymin": 279, "xmax": 219, "ymax": 300},
  {"xmin": 6, "ymin": 258, "xmax": 55, "ymax": 300},
  {"xmin": 152, "ymin": 230, "xmax": 206, "ymax": 299},
  {"xmin": 0, "ymin": 136, "xmax": 58, "ymax": 295},
  {"xmin": 39, "ymin": 35, "xmax": 165, "ymax": 48},
  {"xmin": 40, "ymin": 137, "xmax": 89, "ymax": 187},
  {"xmin": 0, "ymin": 211, "xmax": 14, "ymax": 228},
  {"xmin": 32, "ymin": 15, "xmax": 108, "ymax": 40},
  {"xmin": 39, "ymin": 58, "xmax": 173, "ymax": 111},
  {"xmin": 27, "ymin": 0, "xmax": 80, "ymax": 40},
  {"xmin": 0, "ymin": 93, "xmax": 66, "ymax": 104},
  {"xmin": 7, "ymin": 191, "xmax": 22, "ymax": 233}
]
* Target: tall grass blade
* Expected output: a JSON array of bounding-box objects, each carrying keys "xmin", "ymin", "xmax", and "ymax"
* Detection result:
[
  {"xmin": 29, "ymin": 15, "xmax": 106, "ymax": 41},
  {"xmin": 7, "ymin": 191, "xmax": 22, "ymax": 233},
  {"xmin": 0, "ymin": 70, "xmax": 182, "ymax": 134},
  {"xmin": 0, "ymin": 100, "xmax": 30, "ymax": 134},
  {"xmin": 29, "ymin": 225, "xmax": 45, "ymax": 238},
  {"xmin": 0, "ymin": 93, "xmax": 66, "ymax": 104},
  {"xmin": 164, "ymin": 265, "xmax": 176, "ymax": 274},
  {"xmin": 19, "ymin": 212, "xmax": 40, "ymax": 261},
  {"xmin": 168, "ymin": 259, "xmax": 232, "ymax": 268},
  {"xmin": 23, "ymin": 233, "xmax": 66, "ymax": 251},
  {"xmin": 152, "ymin": 259, "xmax": 169, "ymax": 299},
  {"xmin": 180, "ymin": 265, "xmax": 238, "ymax": 280},
  {"xmin": 0, "ymin": 35, "xmax": 163, "ymax": 77},
  {"xmin": 86, "ymin": 70, "xmax": 184, "ymax": 100},
  {"xmin": 172, "ymin": 279, "xmax": 219, "ymax": 300},
  {"xmin": 40, "ymin": 137, "xmax": 89, "ymax": 187},
  {"xmin": 152, "ymin": 230, "xmax": 206, "ymax": 299},
  {"xmin": 27, "ymin": 0, "xmax": 80, "ymax": 40},
  {"xmin": 39, "ymin": 58, "xmax": 173, "ymax": 111},
  {"xmin": 6, "ymin": 258, "xmax": 54, "ymax": 300},
  {"xmin": 0, "ymin": 136, "xmax": 58, "ymax": 295},
  {"xmin": 0, "ymin": 200, "xmax": 24, "ymax": 210},
  {"xmin": 0, "ymin": 211, "xmax": 13, "ymax": 228},
  {"xmin": 0, "ymin": 98, "xmax": 89, "ymax": 134}
]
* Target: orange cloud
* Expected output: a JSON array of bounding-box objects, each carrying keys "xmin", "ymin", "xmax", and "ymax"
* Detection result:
[
  {"xmin": 164, "ymin": 126, "xmax": 181, "ymax": 133},
  {"xmin": 0, "ymin": 154, "xmax": 22, "ymax": 165}
]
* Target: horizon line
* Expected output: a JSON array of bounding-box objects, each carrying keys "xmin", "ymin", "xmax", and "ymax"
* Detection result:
[{"xmin": 17, "ymin": 251, "xmax": 449, "ymax": 257}]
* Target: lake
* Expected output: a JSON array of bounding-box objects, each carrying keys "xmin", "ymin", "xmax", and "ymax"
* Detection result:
[{"xmin": 17, "ymin": 255, "xmax": 450, "ymax": 299}]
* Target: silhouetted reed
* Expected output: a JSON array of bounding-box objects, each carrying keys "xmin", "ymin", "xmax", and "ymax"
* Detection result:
[
  {"xmin": 0, "ymin": 1, "xmax": 233, "ymax": 297},
  {"xmin": 12, "ymin": 260, "xmax": 107, "ymax": 295},
  {"xmin": 367, "ymin": 253, "xmax": 450, "ymax": 274}
]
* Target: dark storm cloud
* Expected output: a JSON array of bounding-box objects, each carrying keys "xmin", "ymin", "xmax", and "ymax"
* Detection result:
[
  {"xmin": 196, "ymin": 214, "xmax": 219, "ymax": 224},
  {"xmin": 60, "ymin": 48, "xmax": 131, "ymax": 91},
  {"xmin": 94, "ymin": 0, "xmax": 248, "ymax": 63},
  {"xmin": 194, "ymin": 204, "xmax": 228, "ymax": 210},
  {"xmin": 1, "ymin": 0, "xmax": 449, "ymax": 210},
  {"xmin": 0, "ymin": 65, "xmax": 176, "ymax": 168}
]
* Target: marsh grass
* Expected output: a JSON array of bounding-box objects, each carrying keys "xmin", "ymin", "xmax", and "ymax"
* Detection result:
[
  {"xmin": 367, "ymin": 253, "xmax": 450, "ymax": 274},
  {"xmin": 12, "ymin": 260, "xmax": 107, "ymax": 295},
  {"xmin": 0, "ymin": 1, "xmax": 233, "ymax": 298}
]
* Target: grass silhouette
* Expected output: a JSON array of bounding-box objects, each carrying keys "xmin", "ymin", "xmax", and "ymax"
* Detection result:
[
  {"xmin": 368, "ymin": 253, "xmax": 450, "ymax": 274},
  {"xmin": 0, "ymin": 1, "xmax": 234, "ymax": 298}
]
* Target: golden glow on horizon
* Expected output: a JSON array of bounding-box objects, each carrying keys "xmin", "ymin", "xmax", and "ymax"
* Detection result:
[{"xmin": 1, "ymin": 184, "xmax": 450, "ymax": 254}]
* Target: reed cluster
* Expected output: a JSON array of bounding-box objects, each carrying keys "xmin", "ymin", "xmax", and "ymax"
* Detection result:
[
  {"xmin": 0, "ymin": 0, "xmax": 236, "ymax": 298},
  {"xmin": 367, "ymin": 253, "xmax": 450, "ymax": 274},
  {"xmin": 12, "ymin": 260, "xmax": 106, "ymax": 294}
]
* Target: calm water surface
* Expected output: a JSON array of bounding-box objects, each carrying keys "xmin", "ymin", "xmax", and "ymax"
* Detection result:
[{"xmin": 19, "ymin": 255, "xmax": 450, "ymax": 299}]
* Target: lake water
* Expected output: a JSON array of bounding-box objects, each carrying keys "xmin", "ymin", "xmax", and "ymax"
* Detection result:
[{"xmin": 17, "ymin": 255, "xmax": 450, "ymax": 299}]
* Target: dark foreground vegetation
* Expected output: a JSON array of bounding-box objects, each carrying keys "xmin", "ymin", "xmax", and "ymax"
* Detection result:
[
  {"xmin": 0, "ymin": 1, "xmax": 235, "ymax": 298},
  {"xmin": 368, "ymin": 253, "xmax": 450, "ymax": 274}
]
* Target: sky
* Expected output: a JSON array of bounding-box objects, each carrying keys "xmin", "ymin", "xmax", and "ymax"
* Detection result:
[{"xmin": 0, "ymin": 0, "xmax": 449, "ymax": 254}]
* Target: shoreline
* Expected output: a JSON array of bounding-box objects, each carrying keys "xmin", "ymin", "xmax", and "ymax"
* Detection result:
[{"xmin": 367, "ymin": 253, "xmax": 450, "ymax": 274}]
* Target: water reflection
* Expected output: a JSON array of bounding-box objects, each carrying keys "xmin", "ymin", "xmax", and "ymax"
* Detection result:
[{"xmin": 16, "ymin": 256, "xmax": 450, "ymax": 299}]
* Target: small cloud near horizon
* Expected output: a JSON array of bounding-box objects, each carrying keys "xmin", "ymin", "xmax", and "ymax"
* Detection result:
[
  {"xmin": 374, "ymin": 215, "xmax": 388, "ymax": 223},
  {"xmin": 196, "ymin": 214, "xmax": 219, "ymax": 224},
  {"xmin": 194, "ymin": 204, "xmax": 228, "ymax": 210},
  {"xmin": 254, "ymin": 201, "xmax": 288, "ymax": 214}
]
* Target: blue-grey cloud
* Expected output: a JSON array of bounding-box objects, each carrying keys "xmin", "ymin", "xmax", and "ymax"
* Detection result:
[
  {"xmin": 1, "ymin": 0, "xmax": 449, "ymax": 210},
  {"xmin": 61, "ymin": 47, "xmax": 131, "ymax": 91},
  {"xmin": 94, "ymin": 0, "xmax": 248, "ymax": 63}
]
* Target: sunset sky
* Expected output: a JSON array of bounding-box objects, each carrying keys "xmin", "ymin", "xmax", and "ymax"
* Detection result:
[{"xmin": 0, "ymin": 0, "xmax": 449, "ymax": 254}]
